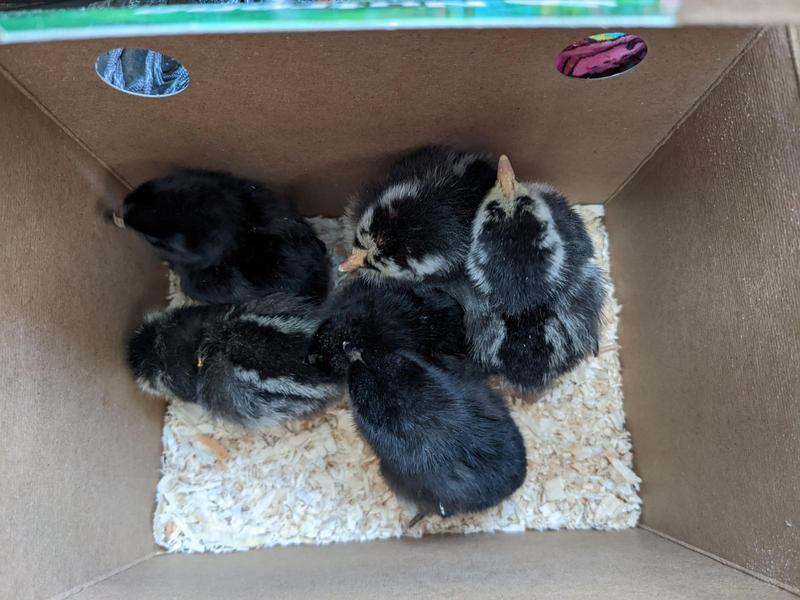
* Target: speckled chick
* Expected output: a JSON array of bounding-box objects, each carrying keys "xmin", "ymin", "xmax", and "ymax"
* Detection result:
[
  {"xmin": 113, "ymin": 169, "xmax": 330, "ymax": 304},
  {"xmin": 346, "ymin": 346, "xmax": 527, "ymax": 525},
  {"xmin": 305, "ymin": 277, "xmax": 473, "ymax": 377},
  {"xmin": 339, "ymin": 145, "xmax": 495, "ymax": 283},
  {"xmin": 128, "ymin": 294, "xmax": 342, "ymax": 427},
  {"xmin": 464, "ymin": 156, "xmax": 607, "ymax": 391}
]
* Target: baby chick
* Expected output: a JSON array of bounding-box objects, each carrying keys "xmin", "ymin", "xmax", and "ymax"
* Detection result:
[
  {"xmin": 128, "ymin": 294, "xmax": 342, "ymax": 427},
  {"xmin": 345, "ymin": 346, "xmax": 527, "ymax": 525},
  {"xmin": 305, "ymin": 277, "xmax": 472, "ymax": 377},
  {"xmin": 112, "ymin": 169, "xmax": 330, "ymax": 304},
  {"xmin": 464, "ymin": 156, "xmax": 607, "ymax": 391},
  {"xmin": 340, "ymin": 145, "xmax": 495, "ymax": 283},
  {"xmin": 467, "ymin": 155, "xmax": 597, "ymax": 315}
]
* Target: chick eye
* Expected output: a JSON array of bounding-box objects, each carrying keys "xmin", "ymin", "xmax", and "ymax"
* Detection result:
[{"xmin": 353, "ymin": 239, "xmax": 365, "ymax": 250}]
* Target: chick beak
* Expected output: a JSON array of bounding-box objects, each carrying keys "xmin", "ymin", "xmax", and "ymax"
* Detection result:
[
  {"xmin": 342, "ymin": 342, "xmax": 363, "ymax": 363},
  {"xmin": 339, "ymin": 248, "xmax": 368, "ymax": 273},
  {"xmin": 497, "ymin": 154, "xmax": 518, "ymax": 201},
  {"xmin": 111, "ymin": 211, "xmax": 126, "ymax": 229}
]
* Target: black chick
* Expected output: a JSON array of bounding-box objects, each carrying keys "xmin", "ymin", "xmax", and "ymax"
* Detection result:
[
  {"xmin": 463, "ymin": 156, "xmax": 607, "ymax": 391},
  {"xmin": 467, "ymin": 155, "xmax": 598, "ymax": 314},
  {"xmin": 345, "ymin": 345, "xmax": 527, "ymax": 525},
  {"xmin": 305, "ymin": 277, "xmax": 473, "ymax": 377},
  {"xmin": 128, "ymin": 294, "xmax": 342, "ymax": 427},
  {"xmin": 339, "ymin": 145, "xmax": 495, "ymax": 283},
  {"xmin": 112, "ymin": 169, "xmax": 330, "ymax": 304}
]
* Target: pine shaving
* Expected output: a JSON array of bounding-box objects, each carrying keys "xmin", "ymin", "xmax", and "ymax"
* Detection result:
[{"xmin": 196, "ymin": 434, "xmax": 229, "ymax": 462}]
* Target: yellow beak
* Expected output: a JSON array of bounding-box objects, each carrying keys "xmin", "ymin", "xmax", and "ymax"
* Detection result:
[
  {"xmin": 339, "ymin": 248, "xmax": 368, "ymax": 273},
  {"xmin": 497, "ymin": 155, "xmax": 517, "ymax": 200}
]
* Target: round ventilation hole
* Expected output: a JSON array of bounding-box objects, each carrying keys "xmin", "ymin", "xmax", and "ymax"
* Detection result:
[
  {"xmin": 556, "ymin": 32, "xmax": 647, "ymax": 80},
  {"xmin": 95, "ymin": 48, "xmax": 190, "ymax": 97}
]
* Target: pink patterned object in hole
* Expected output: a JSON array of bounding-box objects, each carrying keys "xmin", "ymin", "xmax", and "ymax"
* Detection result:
[{"xmin": 556, "ymin": 32, "xmax": 648, "ymax": 79}]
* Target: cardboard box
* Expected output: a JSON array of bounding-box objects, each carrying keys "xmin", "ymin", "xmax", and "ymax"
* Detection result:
[{"xmin": 1, "ymin": 5, "xmax": 798, "ymax": 599}]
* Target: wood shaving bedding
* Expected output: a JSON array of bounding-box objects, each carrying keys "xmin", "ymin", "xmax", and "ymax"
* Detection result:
[{"xmin": 153, "ymin": 206, "xmax": 641, "ymax": 552}]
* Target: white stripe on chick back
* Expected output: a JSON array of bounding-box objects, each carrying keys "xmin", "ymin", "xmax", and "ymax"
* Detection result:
[
  {"xmin": 408, "ymin": 254, "xmax": 449, "ymax": 276},
  {"xmin": 529, "ymin": 190, "xmax": 566, "ymax": 285},
  {"xmin": 377, "ymin": 180, "xmax": 421, "ymax": 209},
  {"xmin": 238, "ymin": 314, "xmax": 319, "ymax": 335},
  {"xmin": 233, "ymin": 367, "xmax": 339, "ymax": 399}
]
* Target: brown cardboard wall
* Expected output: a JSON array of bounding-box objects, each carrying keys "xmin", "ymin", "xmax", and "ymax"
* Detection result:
[
  {"xmin": 0, "ymin": 22, "xmax": 796, "ymax": 600},
  {"xmin": 607, "ymin": 28, "xmax": 800, "ymax": 591},
  {"xmin": 0, "ymin": 76, "xmax": 167, "ymax": 600},
  {"xmin": 0, "ymin": 28, "xmax": 754, "ymax": 214}
]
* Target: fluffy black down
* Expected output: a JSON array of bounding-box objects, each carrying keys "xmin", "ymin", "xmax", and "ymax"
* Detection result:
[
  {"xmin": 128, "ymin": 294, "xmax": 341, "ymax": 427},
  {"xmin": 121, "ymin": 169, "xmax": 330, "ymax": 304},
  {"xmin": 348, "ymin": 350, "xmax": 527, "ymax": 519}
]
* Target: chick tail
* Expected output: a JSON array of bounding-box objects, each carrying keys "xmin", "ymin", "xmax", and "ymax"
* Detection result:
[{"xmin": 408, "ymin": 511, "xmax": 428, "ymax": 528}]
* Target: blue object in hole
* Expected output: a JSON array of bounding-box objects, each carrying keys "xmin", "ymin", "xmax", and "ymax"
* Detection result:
[{"xmin": 95, "ymin": 48, "xmax": 190, "ymax": 97}]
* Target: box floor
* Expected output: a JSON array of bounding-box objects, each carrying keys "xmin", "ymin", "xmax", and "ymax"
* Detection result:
[
  {"xmin": 71, "ymin": 530, "xmax": 795, "ymax": 600},
  {"xmin": 152, "ymin": 208, "xmax": 640, "ymax": 553}
]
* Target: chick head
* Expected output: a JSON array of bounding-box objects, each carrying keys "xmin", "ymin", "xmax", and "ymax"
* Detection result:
[
  {"xmin": 119, "ymin": 180, "xmax": 238, "ymax": 266},
  {"xmin": 128, "ymin": 307, "xmax": 213, "ymax": 402},
  {"xmin": 467, "ymin": 156, "xmax": 571, "ymax": 311},
  {"xmin": 340, "ymin": 181, "xmax": 466, "ymax": 282}
]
